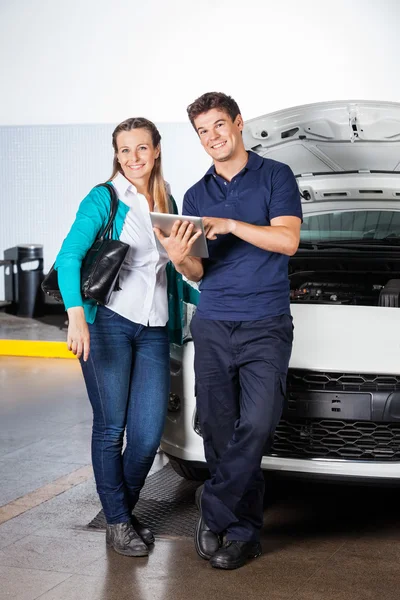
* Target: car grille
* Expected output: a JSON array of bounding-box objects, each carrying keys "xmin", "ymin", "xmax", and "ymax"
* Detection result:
[
  {"xmin": 288, "ymin": 369, "xmax": 400, "ymax": 392},
  {"xmin": 194, "ymin": 413, "xmax": 400, "ymax": 461},
  {"xmin": 270, "ymin": 419, "xmax": 400, "ymax": 460},
  {"xmin": 194, "ymin": 369, "xmax": 400, "ymax": 461}
]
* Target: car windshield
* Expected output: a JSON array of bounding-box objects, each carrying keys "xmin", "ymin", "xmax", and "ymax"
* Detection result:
[{"xmin": 301, "ymin": 210, "xmax": 400, "ymax": 243}]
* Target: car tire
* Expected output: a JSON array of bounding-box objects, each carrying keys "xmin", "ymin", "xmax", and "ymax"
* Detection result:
[{"xmin": 169, "ymin": 458, "xmax": 209, "ymax": 481}]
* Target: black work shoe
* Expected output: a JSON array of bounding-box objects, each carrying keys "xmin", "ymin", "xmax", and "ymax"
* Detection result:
[
  {"xmin": 131, "ymin": 514, "xmax": 155, "ymax": 546},
  {"xmin": 194, "ymin": 485, "xmax": 220, "ymax": 560},
  {"xmin": 209, "ymin": 541, "xmax": 262, "ymax": 570},
  {"xmin": 106, "ymin": 521, "xmax": 149, "ymax": 557}
]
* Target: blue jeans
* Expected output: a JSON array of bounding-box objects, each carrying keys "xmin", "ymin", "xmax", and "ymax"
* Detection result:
[{"xmin": 80, "ymin": 306, "xmax": 170, "ymax": 524}]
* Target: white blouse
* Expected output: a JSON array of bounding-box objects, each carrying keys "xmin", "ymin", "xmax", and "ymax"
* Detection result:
[{"xmin": 106, "ymin": 172, "xmax": 169, "ymax": 326}]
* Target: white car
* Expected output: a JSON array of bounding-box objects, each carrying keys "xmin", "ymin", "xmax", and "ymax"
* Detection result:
[{"xmin": 161, "ymin": 100, "xmax": 400, "ymax": 482}]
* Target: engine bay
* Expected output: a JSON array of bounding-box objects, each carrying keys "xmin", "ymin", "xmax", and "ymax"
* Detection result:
[{"xmin": 289, "ymin": 253, "xmax": 400, "ymax": 307}]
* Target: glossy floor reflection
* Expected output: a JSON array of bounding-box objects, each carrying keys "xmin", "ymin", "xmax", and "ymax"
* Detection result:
[{"xmin": 1, "ymin": 357, "xmax": 400, "ymax": 599}]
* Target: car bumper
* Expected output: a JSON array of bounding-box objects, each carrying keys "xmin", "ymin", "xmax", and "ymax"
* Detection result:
[
  {"xmin": 164, "ymin": 327, "xmax": 400, "ymax": 482},
  {"xmin": 260, "ymin": 455, "xmax": 400, "ymax": 479},
  {"xmin": 161, "ymin": 437, "xmax": 400, "ymax": 480}
]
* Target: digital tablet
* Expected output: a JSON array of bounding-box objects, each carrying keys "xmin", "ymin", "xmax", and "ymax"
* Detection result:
[{"xmin": 150, "ymin": 213, "xmax": 209, "ymax": 258}]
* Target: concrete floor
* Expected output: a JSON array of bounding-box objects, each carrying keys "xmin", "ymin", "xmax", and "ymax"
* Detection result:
[
  {"xmin": 1, "ymin": 356, "xmax": 400, "ymax": 599},
  {"xmin": 0, "ymin": 313, "xmax": 67, "ymax": 341}
]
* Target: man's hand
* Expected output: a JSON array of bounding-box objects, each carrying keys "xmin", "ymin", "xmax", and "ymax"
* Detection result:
[
  {"xmin": 153, "ymin": 220, "xmax": 202, "ymax": 266},
  {"xmin": 67, "ymin": 306, "xmax": 90, "ymax": 361},
  {"xmin": 202, "ymin": 217, "xmax": 236, "ymax": 240}
]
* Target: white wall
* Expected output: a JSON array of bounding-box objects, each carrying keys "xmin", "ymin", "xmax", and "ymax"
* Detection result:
[
  {"xmin": 0, "ymin": 123, "xmax": 210, "ymax": 274},
  {"xmin": 0, "ymin": 0, "xmax": 399, "ymax": 126}
]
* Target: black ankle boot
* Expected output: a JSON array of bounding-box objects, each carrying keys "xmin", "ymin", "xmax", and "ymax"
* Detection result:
[
  {"xmin": 106, "ymin": 521, "xmax": 149, "ymax": 557},
  {"xmin": 131, "ymin": 514, "xmax": 155, "ymax": 546}
]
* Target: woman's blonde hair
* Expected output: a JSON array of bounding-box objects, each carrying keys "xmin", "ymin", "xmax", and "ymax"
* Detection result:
[{"xmin": 110, "ymin": 117, "xmax": 169, "ymax": 213}]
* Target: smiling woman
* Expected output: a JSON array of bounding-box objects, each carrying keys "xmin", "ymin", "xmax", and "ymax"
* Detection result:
[
  {"xmin": 52, "ymin": 116, "xmax": 199, "ymax": 559},
  {"xmin": 110, "ymin": 117, "xmax": 170, "ymax": 214}
]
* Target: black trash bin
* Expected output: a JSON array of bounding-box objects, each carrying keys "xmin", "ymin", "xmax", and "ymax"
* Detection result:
[{"xmin": 4, "ymin": 245, "xmax": 45, "ymax": 318}]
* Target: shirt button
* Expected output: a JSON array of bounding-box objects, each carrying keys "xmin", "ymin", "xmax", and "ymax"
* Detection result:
[{"xmin": 224, "ymin": 182, "xmax": 227, "ymax": 186}]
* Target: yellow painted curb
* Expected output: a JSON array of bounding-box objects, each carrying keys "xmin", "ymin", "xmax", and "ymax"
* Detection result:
[{"xmin": 0, "ymin": 339, "xmax": 76, "ymax": 359}]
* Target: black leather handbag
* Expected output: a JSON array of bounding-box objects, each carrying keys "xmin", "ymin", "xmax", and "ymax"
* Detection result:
[{"xmin": 41, "ymin": 183, "xmax": 129, "ymax": 306}]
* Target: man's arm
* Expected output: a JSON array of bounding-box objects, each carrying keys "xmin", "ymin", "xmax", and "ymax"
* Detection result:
[
  {"xmin": 203, "ymin": 162, "xmax": 302, "ymax": 255},
  {"xmin": 203, "ymin": 215, "xmax": 301, "ymax": 256}
]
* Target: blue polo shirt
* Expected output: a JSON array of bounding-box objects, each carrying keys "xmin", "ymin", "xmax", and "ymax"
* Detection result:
[{"xmin": 182, "ymin": 151, "xmax": 302, "ymax": 321}]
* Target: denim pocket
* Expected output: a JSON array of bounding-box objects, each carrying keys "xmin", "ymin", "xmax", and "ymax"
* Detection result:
[{"xmin": 97, "ymin": 306, "xmax": 117, "ymax": 320}]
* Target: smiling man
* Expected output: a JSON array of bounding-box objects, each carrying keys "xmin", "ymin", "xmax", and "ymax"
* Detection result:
[{"xmin": 159, "ymin": 92, "xmax": 302, "ymax": 570}]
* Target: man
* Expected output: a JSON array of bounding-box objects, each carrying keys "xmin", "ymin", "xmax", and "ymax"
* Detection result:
[{"xmin": 155, "ymin": 92, "xmax": 302, "ymax": 570}]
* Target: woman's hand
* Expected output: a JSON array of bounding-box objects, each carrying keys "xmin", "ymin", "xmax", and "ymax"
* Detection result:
[
  {"xmin": 153, "ymin": 220, "xmax": 202, "ymax": 267},
  {"xmin": 67, "ymin": 307, "xmax": 90, "ymax": 361}
]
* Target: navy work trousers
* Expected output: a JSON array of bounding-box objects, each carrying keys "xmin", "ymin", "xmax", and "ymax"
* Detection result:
[{"xmin": 190, "ymin": 313, "xmax": 293, "ymax": 542}]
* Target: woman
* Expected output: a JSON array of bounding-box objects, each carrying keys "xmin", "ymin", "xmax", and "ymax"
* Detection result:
[{"xmin": 55, "ymin": 118, "xmax": 199, "ymax": 557}]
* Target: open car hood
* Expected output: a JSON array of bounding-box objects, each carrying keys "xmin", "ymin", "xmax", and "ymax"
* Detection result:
[
  {"xmin": 243, "ymin": 100, "xmax": 400, "ymax": 175},
  {"xmin": 243, "ymin": 100, "xmax": 400, "ymax": 204}
]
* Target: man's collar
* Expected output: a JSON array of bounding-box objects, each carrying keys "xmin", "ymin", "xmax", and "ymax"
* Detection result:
[
  {"xmin": 205, "ymin": 163, "xmax": 216, "ymax": 177},
  {"xmin": 245, "ymin": 150, "xmax": 263, "ymax": 171},
  {"xmin": 205, "ymin": 151, "xmax": 263, "ymax": 178}
]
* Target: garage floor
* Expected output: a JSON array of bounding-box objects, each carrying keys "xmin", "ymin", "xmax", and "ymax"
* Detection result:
[
  {"xmin": 0, "ymin": 312, "xmax": 67, "ymax": 341},
  {"xmin": 1, "ymin": 356, "xmax": 400, "ymax": 600}
]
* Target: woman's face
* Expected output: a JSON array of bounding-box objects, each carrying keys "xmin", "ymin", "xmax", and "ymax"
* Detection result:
[{"xmin": 116, "ymin": 128, "xmax": 160, "ymax": 185}]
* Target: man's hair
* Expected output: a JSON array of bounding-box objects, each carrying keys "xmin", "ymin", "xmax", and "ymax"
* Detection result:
[{"xmin": 187, "ymin": 92, "xmax": 241, "ymax": 129}]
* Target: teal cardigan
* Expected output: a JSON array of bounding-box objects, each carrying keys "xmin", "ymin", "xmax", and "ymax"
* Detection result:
[{"xmin": 55, "ymin": 184, "xmax": 199, "ymax": 345}]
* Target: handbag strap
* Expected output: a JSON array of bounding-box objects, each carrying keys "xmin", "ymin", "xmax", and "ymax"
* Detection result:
[{"xmin": 94, "ymin": 183, "xmax": 119, "ymax": 240}]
